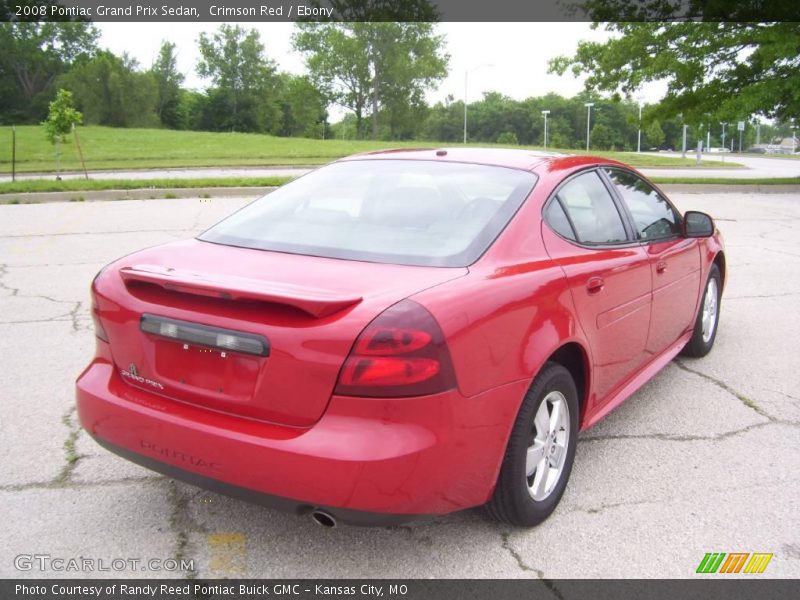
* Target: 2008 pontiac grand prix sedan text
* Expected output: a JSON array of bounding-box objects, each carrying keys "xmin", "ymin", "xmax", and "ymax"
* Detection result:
[{"xmin": 76, "ymin": 148, "xmax": 725, "ymax": 527}]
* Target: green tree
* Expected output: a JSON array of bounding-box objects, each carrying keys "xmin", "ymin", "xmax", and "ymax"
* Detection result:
[
  {"xmin": 59, "ymin": 51, "xmax": 158, "ymax": 127},
  {"xmin": 196, "ymin": 25, "xmax": 279, "ymax": 133},
  {"xmin": 275, "ymin": 74, "xmax": 328, "ymax": 138},
  {"xmin": 549, "ymin": 22, "xmax": 800, "ymax": 123},
  {"xmin": 0, "ymin": 22, "xmax": 98, "ymax": 122},
  {"xmin": 496, "ymin": 131, "xmax": 519, "ymax": 145},
  {"xmin": 645, "ymin": 120, "xmax": 665, "ymax": 149},
  {"xmin": 420, "ymin": 97, "xmax": 462, "ymax": 142},
  {"xmin": 174, "ymin": 89, "xmax": 207, "ymax": 131},
  {"xmin": 294, "ymin": 22, "xmax": 448, "ymax": 140},
  {"xmin": 42, "ymin": 88, "xmax": 81, "ymax": 143},
  {"xmin": 590, "ymin": 122, "xmax": 615, "ymax": 150},
  {"xmin": 41, "ymin": 87, "xmax": 81, "ymax": 176},
  {"xmin": 151, "ymin": 41, "xmax": 184, "ymax": 129}
]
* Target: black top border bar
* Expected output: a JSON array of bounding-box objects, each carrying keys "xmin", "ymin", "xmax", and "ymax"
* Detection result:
[{"xmin": 3, "ymin": 0, "xmax": 800, "ymax": 22}]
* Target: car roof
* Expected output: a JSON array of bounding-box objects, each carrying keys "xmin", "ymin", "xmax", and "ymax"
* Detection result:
[{"xmin": 337, "ymin": 147, "xmax": 574, "ymax": 172}]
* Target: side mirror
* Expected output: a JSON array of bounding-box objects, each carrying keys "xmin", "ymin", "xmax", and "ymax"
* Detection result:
[{"xmin": 684, "ymin": 211, "xmax": 714, "ymax": 238}]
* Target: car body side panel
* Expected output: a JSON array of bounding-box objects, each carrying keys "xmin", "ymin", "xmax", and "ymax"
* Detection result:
[
  {"xmin": 413, "ymin": 258, "xmax": 584, "ymax": 400},
  {"xmin": 540, "ymin": 225, "xmax": 653, "ymax": 407},
  {"xmin": 645, "ymin": 237, "xmax": 702, "ymax": 353}
]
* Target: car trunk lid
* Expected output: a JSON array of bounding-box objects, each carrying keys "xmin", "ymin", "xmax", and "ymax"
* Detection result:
[{"xmin": 95, "ymin": 239, "xmax": 466, "ymax": 427}]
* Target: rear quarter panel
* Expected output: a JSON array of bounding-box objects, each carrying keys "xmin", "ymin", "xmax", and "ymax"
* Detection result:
[{"xmin": 410, "ymin": 163, "xmax": 592, "ymax": 402}]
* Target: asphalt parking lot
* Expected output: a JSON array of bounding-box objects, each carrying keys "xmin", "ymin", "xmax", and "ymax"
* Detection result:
[{"xmin": 1, "ymin": 189, "xmax": 798, "ymax": 579}]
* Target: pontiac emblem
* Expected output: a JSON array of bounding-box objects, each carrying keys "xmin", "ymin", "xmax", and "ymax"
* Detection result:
[{"xmin": 129, "ymin": 363, "xmax": 138, "ymax": 377}]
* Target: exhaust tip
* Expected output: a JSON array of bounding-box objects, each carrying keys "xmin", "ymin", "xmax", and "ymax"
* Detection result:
[{"xmin": 310, "ymin": 510, "xmax": 337, "ymax": 528}]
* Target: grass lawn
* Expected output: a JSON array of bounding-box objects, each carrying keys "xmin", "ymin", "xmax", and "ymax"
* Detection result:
[
  {"xmin": 0, "ymin": 125, "xmax": 739, "ymax": 174},
  {"xmin": 0, "ymin": 176, "xmax": 292, "ymax": 195}
]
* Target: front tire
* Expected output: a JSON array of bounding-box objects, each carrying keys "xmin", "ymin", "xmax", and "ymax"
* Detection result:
[
  {"xmin": 682, "ymin": 263, "xmax": 722, "ymax": 358},
  {"xmin": 486, "ymin": 362, "xmax": 579, "ymax": 527}
]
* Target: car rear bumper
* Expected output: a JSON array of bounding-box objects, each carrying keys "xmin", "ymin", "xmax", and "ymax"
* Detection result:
[{"xmin": 76, "ymin": 351, "xmax": 527, "ymax": 523}]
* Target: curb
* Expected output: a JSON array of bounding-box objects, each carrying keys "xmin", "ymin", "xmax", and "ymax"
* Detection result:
[{"xmin": 0, "ymin": 186, "xmax": 276, "ymax": 205}]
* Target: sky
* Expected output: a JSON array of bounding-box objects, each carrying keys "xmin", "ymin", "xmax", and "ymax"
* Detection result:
[{"xmin": 96, "ymin": 22, "xmax": 667, "ymax": 120}]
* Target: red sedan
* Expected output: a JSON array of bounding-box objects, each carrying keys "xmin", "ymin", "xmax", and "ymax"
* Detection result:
[{"xmin": 76, "ymin": 149, "xmax": 725, "ymax": 527}]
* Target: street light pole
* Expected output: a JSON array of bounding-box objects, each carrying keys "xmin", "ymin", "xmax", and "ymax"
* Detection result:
[
  {"xmin": 463, "ymin": 64, "xmax": 492, "ymax": 144},
  {"xmin": 679, "ymin": 113, "xmax": 686, "ymax": 158},
  {"xmin": 585, "ymin": 102, "xmax": 594, "ymax": 151},
  {"xmin": 720, "ymin": 122, "xmax": 727, "ymax": 162},
  {"xmin": 541, "ymin": 110, "xmax": 550, "ymax": 150}
]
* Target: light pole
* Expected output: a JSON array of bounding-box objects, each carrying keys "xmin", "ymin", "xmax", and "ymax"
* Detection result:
[
  {"xmin": 585, "ymin": 102, "xmax": 594, "ymax": 151},
  {"xmin": 679, "ymin": 113, "xmax": 687, "ymax": 158},
  {"xmin": 637, "ymin": 100, "xmax": 643, "ymax": 153},
  {"xmin": 792, "ymin": 119, "xmax": 797, "ymax": 154},
  {"xmin": 463, "ymin": 63, "xmax": 492, "ymax": 144},
  {"xmin": 720, "ymin": 122, "xmax": 727, "ymax": 162},
  {"xmin": 541, "ymin": 110, "xmax": 550, "ymax": 149}
]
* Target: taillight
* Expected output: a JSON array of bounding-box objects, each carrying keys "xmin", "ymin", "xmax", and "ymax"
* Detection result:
[
  {"xmin": 90, "ymin": 269, "xmax": 109, "ymax": 342},
  {"xmin": 91, "ymin": 293, "xmax": 108, "ymax": 342},
  {"xmin": 334, "ymin": 300, "xmax": 456, "ymax": 397}
]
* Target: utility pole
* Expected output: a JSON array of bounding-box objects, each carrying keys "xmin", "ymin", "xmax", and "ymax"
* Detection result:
[
  {"xmin": 720, "ymin": 122, "xmax": 727, "ymax": 162},
  {"xmin": 682, "ymin": 125, "xmax": 688, "ymax": 158},
  {"xmin": 738, "ymin": 121, "xmax": 744, "ymax": 153},
  {"xmin": 585, "ymin": 102, "xmax": 594, "ymax": 151},
  {"xmin": 463, "ymin": 64, "xmax": 492, "ymax": 144},
  {"xmin": 541, "ymin": 110, "xmax": 550, "ymax": 150}
]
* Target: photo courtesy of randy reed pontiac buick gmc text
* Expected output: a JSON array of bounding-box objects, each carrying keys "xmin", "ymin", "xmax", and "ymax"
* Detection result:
[{"xmin": 14, "ymin": 583, "xmax": 398, "ymax": 597}]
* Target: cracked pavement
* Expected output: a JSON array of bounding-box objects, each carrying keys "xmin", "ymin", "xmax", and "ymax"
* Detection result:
[{"xmin": 1, "ymin": 190, "xmax": 798, "ymax": 579}]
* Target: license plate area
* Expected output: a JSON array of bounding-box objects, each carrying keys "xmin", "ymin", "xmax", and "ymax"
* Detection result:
[{"xmin": 153, "ymin": 339, "xmax": 261, "ymax": 400}]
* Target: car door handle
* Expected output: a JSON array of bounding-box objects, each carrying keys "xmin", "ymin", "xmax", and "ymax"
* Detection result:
[
  {"xmin": 656, "ymin": 261, "xmax": 668, "ymax": 274},
  {"xmin": 586, "ymin": 277, "xmax": 605, "ymax": 294}
]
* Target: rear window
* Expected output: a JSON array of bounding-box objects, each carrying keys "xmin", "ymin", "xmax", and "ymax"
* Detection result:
[{"xmin": 199, "ymin": 159, "xmax": 537, "ymax": 267}]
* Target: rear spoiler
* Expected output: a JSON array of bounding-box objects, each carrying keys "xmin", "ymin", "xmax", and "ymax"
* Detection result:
[{"xmin": 119, "ymin": 264, "xmax": 362, "ymax": 318}]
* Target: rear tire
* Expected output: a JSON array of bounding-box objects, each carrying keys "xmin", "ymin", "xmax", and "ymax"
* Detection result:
[
  {"xmin": 682, "ymin": 263, "xmax": 722, "ymax": 358},
  {"xmin": 486, "ymin": 362, "xmax": 579, "ymax": 527}
]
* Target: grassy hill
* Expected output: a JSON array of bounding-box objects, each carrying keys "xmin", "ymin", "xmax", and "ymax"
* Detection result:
[{"xmin": 0, "ymin": 126, "xmax": 738, "ymax": 174}]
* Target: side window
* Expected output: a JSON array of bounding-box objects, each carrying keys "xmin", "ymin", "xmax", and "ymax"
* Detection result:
[
  {"xmin": 556, "ymin": 171, "xmax": 628, "ymax": 244},
  {"xmin": 605, "ymin": 168, "xmax": 680, "ymax": 241},
  {"xmin": 543, "ymin": 199, "xmax": 576, "ymax": 241}
]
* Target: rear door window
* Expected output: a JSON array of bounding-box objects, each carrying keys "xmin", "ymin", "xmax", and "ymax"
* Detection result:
[{"xmin": 555, "ymin": 171, "xmax": 628, "ymax": 244}]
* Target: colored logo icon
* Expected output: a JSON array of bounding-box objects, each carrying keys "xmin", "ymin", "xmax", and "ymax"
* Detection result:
[{"xmin": 696, "ymin": 552, "xmax": 773, "ymax": 574}]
